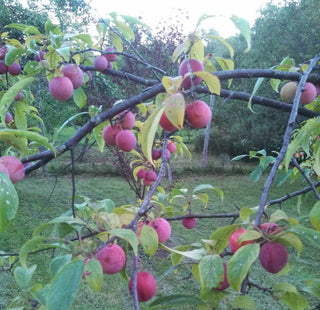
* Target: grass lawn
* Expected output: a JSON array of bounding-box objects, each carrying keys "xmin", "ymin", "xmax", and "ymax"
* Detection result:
[{"xmin": 0, "ymin": 147, "xmax": 319, "ymax": 310}]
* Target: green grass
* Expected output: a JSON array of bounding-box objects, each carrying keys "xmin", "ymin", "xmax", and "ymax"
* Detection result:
[{"xmin": 0, "ymin": 148, "xmax": 319, "ymax": 310}]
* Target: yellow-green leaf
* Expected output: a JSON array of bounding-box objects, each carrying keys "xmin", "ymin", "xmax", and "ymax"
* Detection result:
[
  {"xmin": 193, "ymin": 72, "xmax": 220, "ymax": 95},
  {"xmin": 230, "ymin": 15, "xmax": 251, "ymax": 52},
  {"xmin": 207, "ymin": 35, "xmax": 234, "ymax": 58},
  {"xmin": 162, "ymin": 76, "xmax": 183, "ymax": 94},
  {"xmin": 164, "ymin": 92, "xmax": 185, "ymax": 129}
]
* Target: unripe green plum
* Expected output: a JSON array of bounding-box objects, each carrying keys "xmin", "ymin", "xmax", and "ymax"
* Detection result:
[
  {"xmin": 115, "ymin": 130, "xmax": 136, "ymax": 152},
  {"xmin": 102, "ymin": 125, "xmax": 121, "ymax": 146},
  {"xmin": 128, "ymin": 271, "xmax": 156, "ymax": 302},
  {"xmin": 186, "ymin": 100, "xmax": 212, "ymax": 128},
  {"xmin": 148, "ymin": 218, "xmax": 171, "ymax": 243},
  {"xmin": 0, "ymin": 156, "xmax": 25, "ymax": 183},
  {"xmin": 61, "ymin": 64, "xmax": 84, "ymax": 89},
  {"xmin": 280, "ymin": 81, "xmax": 297, "ymax": 103},
  {"xmin": 96, "ymin": 243, "xmax": 126, "ymax": 274},
  {"xmin": 259, "ymin": 242, "xmax": 288, "ymax": 274},
  {"xmin": 179, "ymin": 59, "xmax": 204, "ymax": 89},
  {"xmin": 49, "ymin": 76, "xmax": 74, "ymax": 101}
]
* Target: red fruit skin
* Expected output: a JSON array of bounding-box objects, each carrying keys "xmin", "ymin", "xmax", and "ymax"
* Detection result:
[
  {"xmin": 5, "ymin": 113, "xmax": 13, "ymax": 123},
  {"xmin": 94, "ymin": 55, "xmax": 108, "ymax": 71},
  {"xmin": 34, "ymin": 50, "xmax": 45, "ymax": 62},
  {"xmin": 0, "ymin": 156, "xmax": 25, "ymax": 183},
  {"xmin": 186, "ymin": 100, "xmax": 212, "ymax": 128},
  {"xmin": 216, "ymin": 263, "xmax": 229, "ymax": 291},
  {"xmin": 102, "ymin": 125, "xmax": 121, "ymax": 146},
  {"xmin": 61, "ymin": 64, "xmax": 84, "ymax": 89},
  {"xmin": 145, "ymin": 171, "xmax": 157, "ymax": 181},
  {"xmin": 159, "ymin": 112, "xmax": 177, "ymax": 132},
  {"xmin": 166, "ymin": 149, "xmax": 171, "ymax": 160},
  {"xmin": 115, "ymin": 130, "xmax": 136, "ymax": 152},
  {"xmin": 259, "ymin": 242, "xmax": 288, "ymax": 274},
  {"xmin": 116, "ymin": 110, "xmax": 135, "ymax": 130},
  {"xmin": 182, "ymin": 216, "xmax": 197, "ymax": 229},
  {"xmin": 0, "ymin": 46, "xmax": 7, "ymax": 60},
  {"xmin": 300, "ymin": 82, "xmax": 317, "ymax": 104},
  {"xmin": 0, "ymin": 163, "xmax": 10, "ymax": 178},
  {"xmin": 260, "ymin": 223, "xmax": 281, "ymax": 234},
  {"xmin": 14, "ymin": 91, "xmax": 23, "ymax": 101},
  {"xmin": 143, "ymin": 178, "xmax": 153, "ymax": 186},
  {"xmin": 96, "ymin": 244, "xmax": 126, "ymax": 274},
  {"xmin": 167, "ymin": 142, "xmax": 177, "ymax": 153},
  {"xmin": 8, "ymin": 62, "xmax": 21, "ymax": 76},
  {"xmin": 0, "ymin": 60, "xmax": 8, "ymax": 74},
  {"xmin": 136, "ymin": 168, "xmax": 147, "ymax": 179},
  {"xmin": 148, "ymin": 218, "xmax": 171, "ymax": 243},
  {"xmin": 104, "ymin": 47, "xmax": 117, "ymax": 62},
  {"xmin": 152, "ymin": 149, "xmax": 162, "ymax": 160},
  {"xmin": 228, "ymin": 228, "xmax": 254, "ymax": 254},
  {"xmin": 49, "ymin": 76, "xmax": 74, "ymax": 101},
  {"xmin": 128, "ymin": 271, "xmax": 156, "ymax": 302},
  {"xmin": 179, "ymin": 59, "xmax": 204, "ymax": 89}
]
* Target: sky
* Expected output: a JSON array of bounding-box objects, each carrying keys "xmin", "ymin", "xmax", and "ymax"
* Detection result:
[{"xmin": 90, "ymin": 0, "xmax": 285, "ymax": 38}]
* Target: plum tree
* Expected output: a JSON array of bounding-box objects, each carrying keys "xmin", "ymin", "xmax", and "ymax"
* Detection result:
[
  {"xmin": 102, "ymin": 124, "xmax": 121, "ymax": 146},
  {"xmin": 280, "ymin": 81, "xmax": 297, "ymax": 102},
  {"xmin": 128, "ymin": 271, "xmax": 157, "ymax": 302},
  {"xmin": 48, "ymin": 76, "xmax": 74, "ymax": 101},
  {"xmin": 159, "ymin": 112, "xmax": 177, "ymax": 132},
  {"xmin": 178, "ymin": 59, "xmax": 204, "ymax": 89},
  {"xmin": 61, "ymin": 64, "xmax": 84, "ymax": 89},
  {"xmin": 182, "ymin": 215, "xmax": 197, "ymax": 229},
  {"xmin": 0, "ymin": 156, "xmax": 25, "ymax": 183},
  {"xmin": 94, "ymin": 55, "xmax": 109, "ymax": 71},
  {"xmin": 185, "ymin": 100, "xmax": 212, "ymax": 128},
  {"xmin": 96, "ymin": 243, "xmax": 126, "ymax": 274},
  {"xmin": 116, "ymin": 110, "xmax": 135, "ymax": 130},
  {"xmin": 228, "ymin": 228, "xmax": 254, "ymax": 253},
  {"xmin": 259, "ymin": 242, "xmax": 289, "ymax": 274},
  {"xmin": 115, "ymin": 130, "xmax": 137, "ymax": 152},
  {"xmin": 300, "ymin": 82, "xmax": 317, "ymax": 104},
  {"xmin": 148, "ymin": 218, "xmax": 171, "ymax": 243}
]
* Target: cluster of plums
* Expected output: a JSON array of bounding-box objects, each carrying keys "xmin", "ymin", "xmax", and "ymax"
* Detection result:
[
  {"xmin": 102, "ymin": 110, "xmax": 137, "ymax": 152},
  {"xmin": 0, "ymin": 45, "xmax": 21, "ymax": 76},
  {"xmin": 280, "ymin": 80, "xmax": 320, "ymax": 105},
  {"xmin": 94, "ymin": 47, "xmax": 117, "ymax": 71}
]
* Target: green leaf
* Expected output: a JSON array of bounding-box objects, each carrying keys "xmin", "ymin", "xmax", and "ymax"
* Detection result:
[
  {"xmin": 56, "ymin": 47, "xmax": 71, "ymax": 62},
  {"xmin": 0, "ymin": 172, "xmax": 19, "ymax": 232},
  {"xmin": 84, "ymin": 258, "xmax": 103, "ymax": 291},
  {"xmin": 113, "ymin": 20, "xmax": 135, "ymax": 41},
  {"xmin": 164, "ymin": 92, "xmax": 185, "ymax": 129},
  {"xmin": 199, "ymin": 255, "xmax": 224, "ymax": 292},
  {"xmin": 192, "ymin": 184, "xmax": 223, "ymax": 200},
  {"xmin": 0, "ymin": 77, "xmax": 35, "ymax": 119},
  {"xmin": 141, "ymin": 224, "xmax": 158, "ymax": 256},
  {"xmin": 304, "ymin": 279, "xmax": 320, "ymax": 297},
  {"xmin": 192, "ymin": 71, "xmax": 220, "ymax": 95},
  {"xmin": 232, "ymin": 295, "xmax": 256, "ymax": 310},
  {"xmin": 172, "ymin": 41, "xmax": 190, "ymax": 63},
  {"xmin": 93, "ymin": 123, "xmax": 105, "ymax": 153},
  {"xmin": 274, "ymin": 282, "xmax": 298, "ymax": 294},
  {"xmin": 14, "ymin": 103, "xmax": 27, "ymax": 130},
  {"xmin": 239, "ymin": 207, "xmax": 256, "ymax": 222},
  {"xmin": 7, "ymin": 23, "xmax": 40, "ymax": 34},
  {"xmin": 147, "ymin": 295, "xmax": 207, "ymax": 309},
  {"xmin": 160, "ymin": 243, "xmax": 207, "ymax": 261},
  {"xmin": 269, "ymin": 209, "xmax": 289, "ymax": 223},
  {"xmin": 288, "ymin": 225, "xmax": 320, "ymax": 249},
  {"xmin": 250, "ymin": 165, "xmax": 263, "ymax": 182},
  {"xmin": 238, "ymin": 230, "xmax": 262, "ymax": 243},
  {"xmin": 310, "ymin": 201, "xmax": 320, "ymax": 231},
  {"xmin": 5, "ymin": 48, "xmax": 25, "ymax": 66},
  {"xmin": 207, "ymin": 35, "xmax": 234, "ymax": 58},
  {"xmin": 139, "ymin": 104, "xmax": 165, "ymax": 164},
  {"xmin": 210, "ymin": 224, "xmax": 238, "ymax": 253},
  {"xmin": 227, "ymin": 243, "xmax": 260, "ymax": 292},
  {"xmin": 14, "ymin": 265, "xmax": 37, "ymax": 291},
  {"xmin": 19, "ymin": 236, "xmax": 45, "ymax": 269},
  {"xmin": 230, "ymin": 15, "xmax": 251, "ymax": 52},
  {"xmin": 171, "ymin": 245, "xmax": 190, "ymax": 265},
  {"xmin": 277, "ymin": 233, "xmax": 302, "ymax": 256},
  {"xmin": 109, "ymin": 31, "xmax": 123, "ymax": 52},
  {"xmin": 49, "ymin": 255, "xmax": 72, "ymax": 278},
  {"xmin": 279, "ymin": 292, "xmax": 307, "ymax": 310},
  {"xmin": 189, "ymin": 36, "xmax": 204, "ymax": 61},
  {"xmin": 23, "ymin": 61, "xmax": 43, "ymax": 76},
  {"xmin": 109, "ymin": 228, "xmax": 138, "ymax": 254},
  {"xmin": 47, "ymin": 260, "xmax": 84, "ymax": 310}
]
